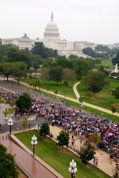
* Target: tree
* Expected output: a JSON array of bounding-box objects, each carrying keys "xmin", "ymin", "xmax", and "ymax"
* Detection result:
[
  {"xmin": 16, "ymin": 93, "xmax": 32, "ymax": 111},
  {"xmin": 12, "ymin": 62, "xmax": 27, "ymax": 84},
  {"xmin": 0, "ymin": 62, "xmax": 14, "ymax": 81},
  {"xmin": 79, "ymin": 144, "xmax": 95, "ymax": 166},
  {"xmin": 49, "ymin": 66, "xmax": 63, "ymax": 82},
  {"xmin": 63, "ymin": 68, "xmax": 76, "ymax": 81},
  {"xmin": 82, "ymin": 71, "xmax": 105, "ymax": 93},
  {"xmin": 111, "ymin": 105, "xmax": 117, "ymax": 114},
  {"xmin": 32, "ymin": 42, "xmax": 57, "ymax": 58},
  {"xmin": 22, "ymin": 119, "xmax": 29, "ymax": 129},
  {"xmin": 28, "ymin": 79, "xmax": 41, "ymax": 89},
  {"xmin": 82, "ymin": 47, "xmax": 96, "ymax": 58},
  {"xmin": 39, "ymin": 123, "xmax": 50, "ymax": 137},
  {"xmin": 0, "ymin": 144, "xmax": 18, "ymax": 178},
  {"xmin": 112, "ymin": 50, "xmax": 119, "ymax": 65},
  {"xmin": 73, "ymin": 58, "xmax": 93, "ymax": 79},
  {"xmin": 57, "ymin": 131, "xmax": 69, "ymax": 147},
  {"xmin": 112, "ymin": 86, "xmax": 119, "ymax": 99},
  {"xmin": 88, "ymin": 134, "xmax": 101, "ymax": 146},
  {"xmin": 95, "ymin": 45, "xmax": 110, "ymax": 53}
]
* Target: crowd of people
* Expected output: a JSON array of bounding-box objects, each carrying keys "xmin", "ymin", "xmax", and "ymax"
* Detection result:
[
  {"xmin": 31, "ymin": 97, "xmax": 119, "ymax": 159},
  {"xmin": 0, "ymin": 89, "xmax": 119, "ymax": 159}
]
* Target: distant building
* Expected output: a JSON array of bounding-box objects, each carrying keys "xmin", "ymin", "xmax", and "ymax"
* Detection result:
[
  {"xmin": 2, "ymin": 33, "xmax": 34, "ymax": 50},
  {"xmin": 1, "ymin": 13, "xmax": 104, "ymax": 57}
]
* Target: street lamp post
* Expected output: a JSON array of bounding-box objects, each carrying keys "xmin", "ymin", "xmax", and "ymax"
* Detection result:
[
  {"xmin": 69, "ymin": 159, "xmax": 77, "ymax": 178},
  {"xmin": 8, "ymin": 117, "xmax": 13, "ymax": 134},
  {"xmin": 31, "ymin": 135, "xmax": 37, "ymax": 155}
]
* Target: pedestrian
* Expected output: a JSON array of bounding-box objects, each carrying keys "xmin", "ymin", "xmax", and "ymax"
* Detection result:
[
  {"xmin": 109, "ymin": 155, "xmax": 113, "ymax": 165},
  {"xmin": 93, "ymin": 157, "xmax": 96, "ymax": 166},
  {"xmin": 95, "ymin": 157, "xmax": 98, "ymax": 166}
]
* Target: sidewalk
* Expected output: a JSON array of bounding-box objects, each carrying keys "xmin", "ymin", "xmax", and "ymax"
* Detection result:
[
  {"xmin": 73, "ymin": 81, "xmax": 119, "ymax": 117},
  {"xmin": 0, "ymin": 133, "xmax": 63, "ymax": 178},
  {"xmin": 49, "ymin": 125, "xmax": 116, "ymax": 177}
]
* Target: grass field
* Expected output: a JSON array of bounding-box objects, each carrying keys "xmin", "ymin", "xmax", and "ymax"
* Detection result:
[
  {"xmin": 15, "ymin": 130, "xmax": 109, "ymax": 178},
  {"xmin": 23, "ymin": 79, "xmax": 76, "ymax": 98},
  {"xmin": 77, "ymin": 78, "xmax": 119, "ymax": 112},
  {"xmin": 100, "ymin": 58, "xmax": 113, "ymax": 68}
]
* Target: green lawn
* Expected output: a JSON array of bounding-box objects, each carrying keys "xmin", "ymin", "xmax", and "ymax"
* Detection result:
[
  {"xmin": 77, "ymin": 78, "xmax": 119, "ymax": 112},
  {"xmin": 101, "ymin": 58, "xmax": 113, "ymax": 68},
  {"xmin": 23, "ymin": 79, "xmax": 76, "ymax": 98},
  {"xmin": 15, "ymin": 130, "xmax": 109, "ymax": 178}
]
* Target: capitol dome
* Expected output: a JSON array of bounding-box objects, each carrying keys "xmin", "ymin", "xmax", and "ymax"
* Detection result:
[{"xmin": 44, "ymin": 13, "xmax": 60, "ymax": 40}]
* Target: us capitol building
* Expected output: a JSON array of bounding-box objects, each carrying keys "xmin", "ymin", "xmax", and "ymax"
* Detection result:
[{"xmin": 2, "ymin": 13, "xmax": 96, "ymax": 58}]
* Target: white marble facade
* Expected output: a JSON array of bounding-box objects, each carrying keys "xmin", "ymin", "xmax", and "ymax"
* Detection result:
[{"xmin": 2, "ymin": 13, "xmax": 96, "ymax": 57}]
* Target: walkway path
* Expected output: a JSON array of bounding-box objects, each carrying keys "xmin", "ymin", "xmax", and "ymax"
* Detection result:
[
  {"xmin": 73, "ymin": 81, "xmax": 80, "ymax": 100},
  {"xmin": 49, "ymin": 126, "xmax": 116, "ymax": 177},
  {"xmin": 0, "ymin": 133, "xmax": 63, "ymax": 178},
  {"xmin": 72, "ymin": 81, "xmax": 119, "ymax": 117}
]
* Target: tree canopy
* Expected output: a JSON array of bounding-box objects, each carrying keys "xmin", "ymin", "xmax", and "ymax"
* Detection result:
[
  {"xmin": 79, "ymin": 144, "xmax": 95, "ymax": 165},
  {"xmin": 32, "ymin": 42, "xmax": 58, "ymax": 58},
  {"xmin": 49, "ymin": 66, "xmax": 63, "ymax": 82},
  {"xmin": 112, "ymin": 86, "xmax": 119, "ymax": 99},
  {"xmin": 0, "ymin": 144, "xmax": 18, "ymax": 178},
  {"xmin": 39, "ymin": 123, "xmax": 50, "ymax": 137},
  {"xmin": 16, "ymin": 93, "xmax": 32, "ymax": 111},
  {"xmin": 57, "ymin": 131, "xmax": 69, "ymax": 147},
  {"xmin": 112, "ymin": 50, "xmax": 119, "ymax": 65},
  {"xmin": 82, "ymin": 71, "xmax": 106, "ymax": 93},
  {"xmin": 74, "ymin": 58, "xmax": 93, "ymax": 79}
]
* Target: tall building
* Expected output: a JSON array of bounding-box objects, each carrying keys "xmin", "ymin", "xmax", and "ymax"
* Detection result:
[
  {"xmin": 2, "ymin": 33, "xmax": 34, "ymax": 50},
  {"xmin": 43, "ymin": 12, "xmax": 77, "ymax": 57},
  {"xmin": 1, "ymin": 13, "xmax": 96, "ymax": 57}
]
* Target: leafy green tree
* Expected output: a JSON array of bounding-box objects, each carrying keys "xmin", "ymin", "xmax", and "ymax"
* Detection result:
[
  {"xmin": 29, "ymin": 54, "xmax": 43, "ymax": 69},
  {"xmin": 28, "ymin": 79, "xmax": 41, "ymax": 89},
  {"xmin": 82, "ymin": 47, "xmax": 96, "ymax": 58},
  {"xmin": 111, "ymin": 105, "xmax": 117, "ymax": 114},
  {"xmin": 39, "ymin": 123, "xmax": 50, "ymax": 137},
  {"xmin": 82, "ymin": 71, "xmax": 105, "ymax": 93},
  {"xmin": 12, "ymin": 62, "xmax": 27, "ymax": 84},
  {"xmin": 40, "ymin": 67, "xmax": 50, "ymax": 80},
  {"xmin": 57, "ymin": 131, "xmax": 69, "ymax": 147},
  {"xmin": 74, "ymin": 59, "xmax": 93, "ymax": 79},
  {"xmin": 16, "ymin": 93, "xmax": 32, "ymax": 111},
  {"xmin": 79, "ymin": 144, "xmax": 95, "ymax": 166},
  {"xmin": 0, "ymin": 144, "xmax": 18, "ymax": 178},
  {"xmin": 112, "ymin": 50, "xmax": 119, "ymax": 65},
  {"xmin": 32, "ymin": 42, "xmax": 57, "ymax": 58},
  {"xmin": 88, "ymin": 134, "xmax": 101, "ymax": 145},
  {"xmin": 0, "ymin": 62, "xmax": 14, "ymax": 81},
  {"xmin": 63, "ymin": 68, "xmax": 76, "ymax": 81},
  {"xmin": 55, "ymin": 57, "xmax": 73, "ymax": 68},
  {"xmin": 7, "ymin": 47, "xmax": 29, "ymax": 64},
  {"xmin": 22, "ymin": 119, "xmax": 29, "ymax": 129},
  {"xmin": 112, "ymin": 86, "xmax": 119, "ymax": 99},
  {"xmin": 49, "ymin": 66, "xmax": 63, "ymax": 82},
  {"xmin": 95, "ymin": 45, "xmax": 110, "ymax": 53}
]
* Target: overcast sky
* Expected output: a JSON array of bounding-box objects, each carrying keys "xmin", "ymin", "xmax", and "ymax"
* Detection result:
[{"xmin": 0, "ymin": 0, "xmax": 119, "ymax": 44}]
